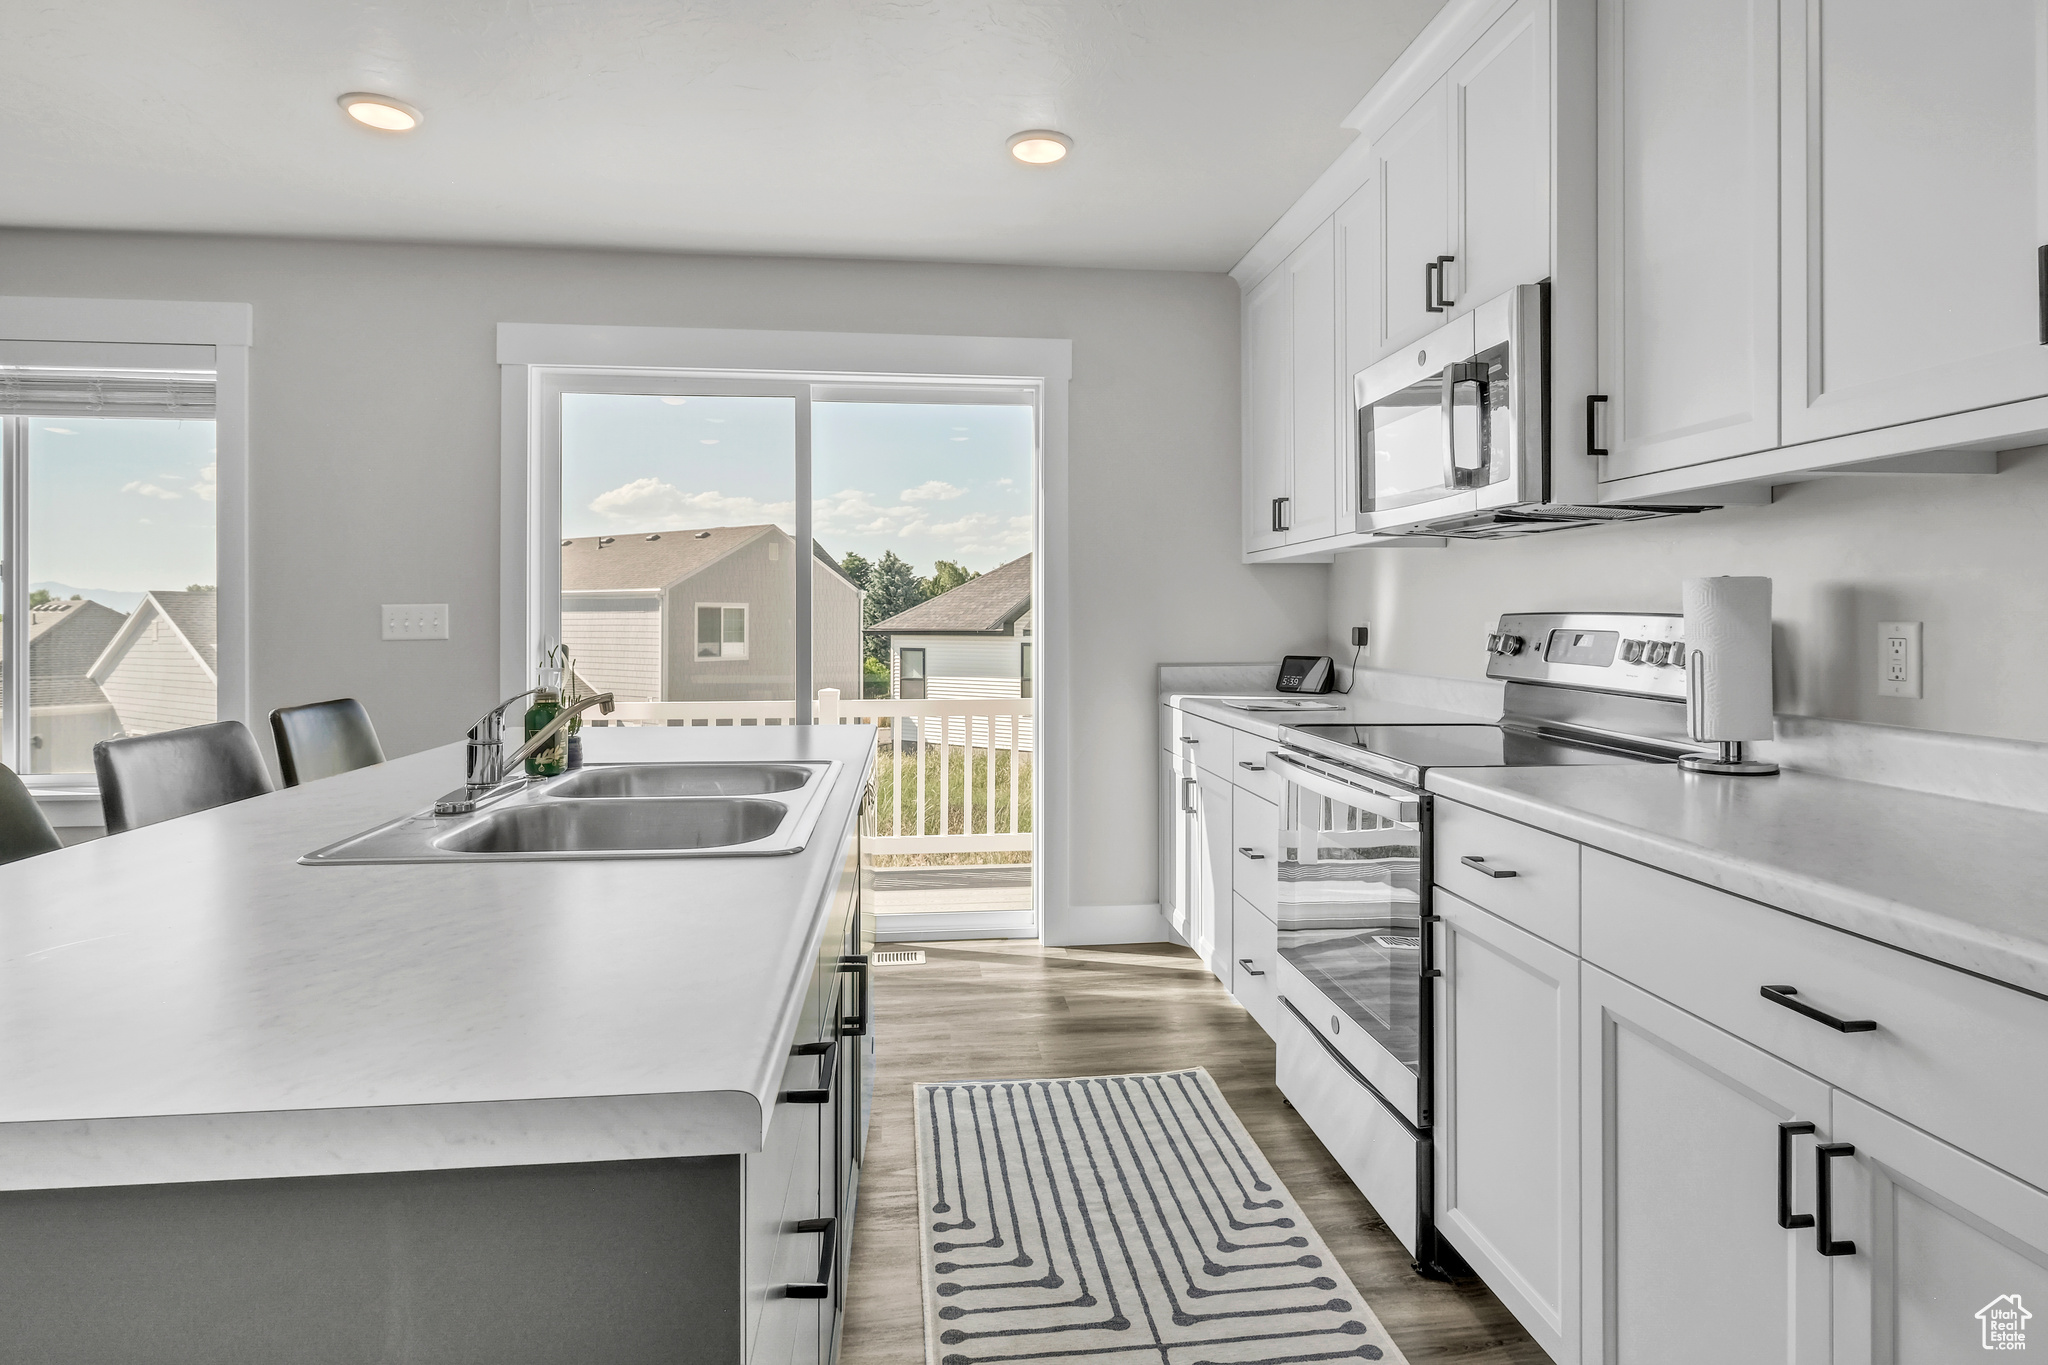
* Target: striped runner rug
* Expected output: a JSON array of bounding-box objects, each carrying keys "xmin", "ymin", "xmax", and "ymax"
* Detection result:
[{"xmin": 913, "ymin": 1068, "xmax": 1408, "ymax": 1365}]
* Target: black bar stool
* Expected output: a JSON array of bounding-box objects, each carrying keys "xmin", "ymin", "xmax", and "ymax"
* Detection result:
[
  {"xmin": 270, "ymin": 698, "xmax": 386, "ymax": 787},
  {"xmin": 93, "ymin": 721, "xmax": 275, "ymax": 835}
]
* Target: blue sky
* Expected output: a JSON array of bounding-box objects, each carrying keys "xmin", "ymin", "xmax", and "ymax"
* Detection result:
[
  {"xmin": 16, "ymin": 417, "xmax": 216, "ymax": 598},
  {"xmin": 561, "ymin": 396, "xmax": 1033, "ymax": 572}
]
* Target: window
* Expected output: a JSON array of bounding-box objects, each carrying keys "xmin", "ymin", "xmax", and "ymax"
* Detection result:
[
  {"xmin": 1020, "ymin": 642, "xmax": 1032, "ymax": 699},
  {"xmin": 696, "ymin": 604, "xmax": 748, "ymax": 660},
  {"xmin": 2, "ymin": 367, "xmax": 219, "ymax": 777},
  {"xmin": 899, "ymin": 646, "xmax": 926, "ymax": 700}
]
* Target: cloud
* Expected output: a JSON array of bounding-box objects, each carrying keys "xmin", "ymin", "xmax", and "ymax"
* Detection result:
[
  {"xmin": 42, "ymin": 427, "xmax": 76, "ymax": 435},
  {"xmin": 997, "ymin": 478, "xmax": 1015, "ymax": 488},
  {"xmin": 192, "ymin": 463, "xmax": 216, "ymax": 503},
  {"xmin": 922, "ymin": 511, "xmax": 1033, "ymax": 561},
  {"xmin": 122, "ymin": 481, "xmax": 182, "ymax": 500},
  {"xmin": 900, "ymin": 480, "xmax": 966, "ymax": 503},
  {"xmin": 587, "ymin": 478, "xmax": 794, "ymax": 532}
]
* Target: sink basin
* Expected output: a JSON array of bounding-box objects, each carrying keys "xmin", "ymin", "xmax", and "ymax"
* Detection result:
[
  {"xmin": 544, "ymin": 762, "xmax": 814, "ymax": 799},
  {"xmin": 436, "ymin": 798, "xmax": 786, "ymax": 854},
  {"xmin": 300, "ymin": 758, "xmax": 842, "ymax": 864}
]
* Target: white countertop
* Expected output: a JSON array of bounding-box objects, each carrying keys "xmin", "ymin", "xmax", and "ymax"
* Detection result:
[
  {"xmin": 1428, "ymin": 763, "xmax": 2048, "ymax": 999},
  {"xmin": 0, "ymin": 725, "xmax": 875, "ymax": 1191},
  {"xmin": 1170, "ymin": 691, "xmax": 1492, "ymax": 739}
]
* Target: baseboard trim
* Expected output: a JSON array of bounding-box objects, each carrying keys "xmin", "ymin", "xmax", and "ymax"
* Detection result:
[
  {"xmin": 1041, "ymin": 902, "xmax": 1173, "ymax": 948},
  {"xmin": 872, "ymin": 909, "xmax": 1036, "ymax": 942}
]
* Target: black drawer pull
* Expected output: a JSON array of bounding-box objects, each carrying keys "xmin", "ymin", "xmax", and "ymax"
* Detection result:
[
  {"xmin": 782, "ymin": 1088, "xmax": 830, "ymax": 1104},
  {"xmin": 1816, "ymin": 1143, "xmax": 1857, "ymax": 1256},
  {"xmin": 1237, "ymin": 846, "xmax": 1266, "ymax": 860},
  {"xmin": 1777, "ymin": 1121, "xmax": 1815, "ymax": 1229},
  {"xmin": 1239, "ymin": 760, "xmax": 1266, "ymax": 772},
  {"xmin": 1761, "ymin": 985, "xmax": 1876, "ymax": 1033},
  {"xmin": 785, "ymin": 1216, "xmax": 837, "ymax": 1297},
  {"xmin": 1459, "ymin": 855, "xmax": 1517, "ymax": 879},
  {"xmin": 1237, "ymin": 957, "xmax": 1266, "ymax": 977}
]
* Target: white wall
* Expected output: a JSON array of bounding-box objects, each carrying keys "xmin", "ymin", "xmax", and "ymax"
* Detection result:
[
  {"xmin": 1328, "ymin": 451, "xmax": 2048, "ymax": 743},
  {"xmin": 0, "ymin": 227, "xmax": 1329, "ymax": 928}
]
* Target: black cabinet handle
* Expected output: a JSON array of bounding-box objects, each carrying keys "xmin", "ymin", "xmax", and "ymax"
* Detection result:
[
  {"xmin": 1586, "ymin": 394, "xmax": 1609, "ymax": 457},
  {"xmin": 1424, "ymin": 259, "xmax": 1443, "ymax": 313},
  {"xmin": 783, "ymin": 1038, "xmax": 839, "ymax": 1104},
  {"xmin": 839, "ymin": 954, "xmax": 870, "ymax": 1037},
  {"xmin": 1777, "ymin": 1121, "xmax": 1816, "ymax": 1229},
  {"xmin": 785, "ymin": 1216, "xmax": 837, "ymax": 1298},
  {"xmin": 1815, "ymin": 1143, "xmax": 1857, "ymax": 1256},
  {"xmin": 1269, "ymin": 496, "xmax": 1291, "ymax": 533},
  {"xmin": 2038, "ymin": 243, "xmax": 2047, "ymax": 345},
  {"xmin": 1434, "ymin": 254, "xmax": 1457, "ymax": 310},
  {"xmin": 1236, "ymin": 846, "xmax": 1266, "ymax": 861},
  {"xmin": 1238, "ymin": 760, "xmax": 1265, "ymax": 772},
  {"xmin": 1761, "ymin": 985, "xmax": 1876, "ymax": 1033},
  {"xmin": 1459, "ymin": 855, "xmax": 1517, "ymax": 879},
  {"xmin": 1238, "ymin": 957, "xmax": 1266, "ymax": 977}
]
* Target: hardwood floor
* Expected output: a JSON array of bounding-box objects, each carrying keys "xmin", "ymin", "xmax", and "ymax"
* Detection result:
[{"xmin": 840, "ymin": 940, "xmax": 1549, "ymax": 1364}]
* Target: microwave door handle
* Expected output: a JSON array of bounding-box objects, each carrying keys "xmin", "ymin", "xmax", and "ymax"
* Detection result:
[{"xmin": 1440, "ymin": 365, "xmax": 1459, "ymax": 489}]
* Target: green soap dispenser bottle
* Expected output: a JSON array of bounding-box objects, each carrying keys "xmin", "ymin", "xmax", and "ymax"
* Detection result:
[{"xmin": 524, "ymin": 664, "xmax": 566, "ymax": 777}]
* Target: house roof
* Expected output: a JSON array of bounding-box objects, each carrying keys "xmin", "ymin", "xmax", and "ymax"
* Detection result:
[
  {"xmin": 561, "ymin": 525, "xmax": 858, "ymax": 593},
  {"xmin": 868, "ymin": 553, "xmax": 1032, "ymax": 635},
  {"xmin": 31, "ymin": 676, "xmax": 111, "ymax": 708},
  {"xmin": 88, "ymin": 590, "xmax": 218, "ymax": 683},
  {"xmin": 3, "ymin": 598, "xmax": 128, "ymax": 678}
]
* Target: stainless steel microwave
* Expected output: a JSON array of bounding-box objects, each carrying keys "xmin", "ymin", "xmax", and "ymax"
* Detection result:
[{"xmin": 1347, "ymin": 283, "xmax": 1713, "ymax": 539}]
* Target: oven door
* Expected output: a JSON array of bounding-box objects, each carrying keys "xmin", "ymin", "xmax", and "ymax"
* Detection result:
[{"xmin": 1269, "ymin": 752, "xmax": 1427, "ymax": 1123}]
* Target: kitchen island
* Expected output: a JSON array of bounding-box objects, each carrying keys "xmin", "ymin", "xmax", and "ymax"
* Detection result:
[{"xmin": 0, "ymin": 724, "xmax": 877, "ymax": 1365}]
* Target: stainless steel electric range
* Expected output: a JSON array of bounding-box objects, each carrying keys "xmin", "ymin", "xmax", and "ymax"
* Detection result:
[{"xmin": 1264, "ymin": 612, "xmax": 1708, "ymax": 1278}]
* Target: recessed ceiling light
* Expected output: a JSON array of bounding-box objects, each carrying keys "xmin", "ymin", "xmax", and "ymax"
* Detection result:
[
  {"xmin": 338, "ymin": 93, "xmax": 422, "ymax": 132},
  {"xmin": 1007, "ymin": 130, "xmax": 1072, "ymax": 165}
]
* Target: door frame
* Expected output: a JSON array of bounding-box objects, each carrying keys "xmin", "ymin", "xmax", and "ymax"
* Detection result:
[{"xmin": 496, "ymin": 323, "xmax": 1074, "ymax": 941}]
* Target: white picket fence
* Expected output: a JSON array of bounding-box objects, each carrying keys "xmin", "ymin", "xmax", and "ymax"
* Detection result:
[{"xmin": 594, "ymin": 690, "xmax": 1033, "ymax": 855}]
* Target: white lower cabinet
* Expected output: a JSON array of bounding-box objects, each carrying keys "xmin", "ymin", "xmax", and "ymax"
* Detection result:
[
  {"xmin": 1578, "ymin": 963, "xmax": 1833, "ymax": 1365},
  {"xmin": 1434, "ymin": 890, "xmax": 1580, "ymax": 1363},
  {"xmin": 1828, "ymin": 1092, "xmax": 2048, "ymax": 1365},
  {"xmin": 1193, "ymin": 767, "xmax": 1236, "ymax": 979},
  {"xmin": 1230, "ymin": 893, "xmax": 1279, "ymax": 1036}
]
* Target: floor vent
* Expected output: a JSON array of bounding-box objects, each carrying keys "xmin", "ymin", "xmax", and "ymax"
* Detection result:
[{"xmin": 871, "ymin": 949, "xmax": 926, "ymax": 966}]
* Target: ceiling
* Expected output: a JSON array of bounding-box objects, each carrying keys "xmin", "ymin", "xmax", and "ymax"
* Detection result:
[{"xmin": 1, "ymin": 0, "xmax": 1445, "ymax": 272}]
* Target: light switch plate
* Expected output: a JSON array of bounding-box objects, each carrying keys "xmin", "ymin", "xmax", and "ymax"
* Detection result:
[
  {"xmin": 383, "ymin": 604, "xmax": 449, "ymax": 640},
  {"xmin": 1878, "ymin": 620, "xmax": 1921, "ymax": 698}
]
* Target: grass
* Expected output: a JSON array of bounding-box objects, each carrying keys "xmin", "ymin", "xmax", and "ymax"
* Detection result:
[{"xmin": 870, "ymin": 741, "xmax": 1032, "ymax": 866}]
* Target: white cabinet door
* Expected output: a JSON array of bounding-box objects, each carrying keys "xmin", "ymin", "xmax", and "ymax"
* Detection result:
[
  {"xmin": 1781, "ymin": 0, "xmax": 2048, "ymax": 443},
  {"xmin": 1194, "ymin": 767, "xmax": 1236, "ymax": 981},
  {"xmin": 1286, "ymin": 220, "xmax": 1339, "ymax": 543},
  {"xmin": 1434, "ymin": 890, "xmax": 1580, "ymax": 1363},
  {"xmin": 1335, "ymin": 175, "xmax": 1382, "ymax": 517},
  {"xmin": 1581, "ymin": 964, "xmax": 1833, "ymax": 1365},
  {"xmin": 1242, "ymin": 263, "xmax": 1291, "ymax": 554},
  {"xmin": 1160, "ymin": 748, "xmax": 1188, "ymax": 939},
  {"xmin": 1596, "ymin": 0, "xmax": 1780, "ymax": 479},
  {"xmin": 1230, "ymin": 893, "xmax": 1279, "ymax": 1037},
  {"xmin": 1450, "ymin": 0, "xmax": 1553, "ymax": 313},
  {"xmin": 1379, "ymin": 81, "xmax": 1455, "ymax": 353},
  {"xmin": 1828, "ymin": 1091, "xmax": 2048, "ymax": 1364}
]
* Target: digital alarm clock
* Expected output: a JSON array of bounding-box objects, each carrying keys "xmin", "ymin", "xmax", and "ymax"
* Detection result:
[{"xmin": 1275, "ymin": 655, "xmax": 1335, "ymax": 694}]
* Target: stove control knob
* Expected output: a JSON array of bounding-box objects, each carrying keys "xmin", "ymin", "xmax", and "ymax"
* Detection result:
[
  {"xmin": 1668, "ymin": 642, "xmax": 1686, "ymax": 667},
  {"xmin": 1641, "ymin": 641, "xmax": 1666, "ymax": 666},
  {"xmin": 1620, "ymin": 639, "xmax": 1646, "ymax": 665},
  {"xmin": 1486, "ymin": 633, "xmax": 1525, "ymax": 657}
]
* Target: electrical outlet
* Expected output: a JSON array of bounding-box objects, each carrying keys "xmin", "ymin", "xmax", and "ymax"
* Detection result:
[
  {"xmin": 383, "ymin": 604, "xmax": 449, "ymax": 640},
  {"xmin": 1878, "ymin": 620, "xmax": 1921, "ymax": 698}
]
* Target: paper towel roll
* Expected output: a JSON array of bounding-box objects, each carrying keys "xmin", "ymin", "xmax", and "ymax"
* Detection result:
[{"xmin": 1683, "ymin": 576, "xmax": 1774, "ymax": 743}]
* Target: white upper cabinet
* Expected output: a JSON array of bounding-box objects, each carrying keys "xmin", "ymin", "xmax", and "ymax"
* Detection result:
[
  {"xmin": 1780, "ymin": 0, "xmax": 2048, "ymax": 445},
  {"xmin": 1334, "ymin": 176, "xmax": 1381, "ymax": 529},
  {"xmin": 1242, "ymin": 219, "xmax": 1339, "ymax": 555},
  {"xmin": 1451, "ymin": 0, "xmax": 1554, "ymax": 313},
  {"xmin": 1596, "ymin": 0, "xmax": 1781, "ymax": 479},
  {"xmin": 1377, "ymin": 83, "xmax": 1455, "ymax": 354}
]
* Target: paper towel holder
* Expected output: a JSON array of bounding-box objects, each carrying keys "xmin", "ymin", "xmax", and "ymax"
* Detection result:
[{"xmin": 1680, "ymin": 649, "xmax": 1780, "ymax": 776}]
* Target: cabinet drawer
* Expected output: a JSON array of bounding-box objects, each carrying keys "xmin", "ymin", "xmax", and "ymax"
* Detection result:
[
  {"xmin": 1231, "ymin": 728, "xmax": 1285, "ymax": 805},
  {"xmin": 1275, "ymin": 997, "xmax": 1420, "ymax": 1256},
  {"xmin": 1230, "ymin": 785, "xmax": 1278, "ymax": 916},
  {"xmin": 1231, "ymin": 894, "xmax": 1279, "ymax": 1037},
  {"xmin": 1434, "ymin": 799, "xmax": 1580, "ymax": 951},
  {"xmin": 1584, "ymin": 849, "xmax": 2048, "ymax": 1192},
  {"xmin": 1186, "ymin": 713, "xmax": 1236, "ymax": 780}
]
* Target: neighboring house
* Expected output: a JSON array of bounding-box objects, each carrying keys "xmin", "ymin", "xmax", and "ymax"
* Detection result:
[
  {"xmin": 89, "ymin": 590, "xmax": 219, "ymax": 738},
  {"xmin": 869, "ymin": 553, "xmax": 1033, "ymax": 751},
  {"xmin": 2, "ymin": 598, "xmax": 126, "ymax": 773},
  {"xmin": 559, "ymin": 525, "xmax": 864, "ymax": 705}
]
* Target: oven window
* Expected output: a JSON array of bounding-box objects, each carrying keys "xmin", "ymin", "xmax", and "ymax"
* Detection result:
[
  {"xmin": 1359, "ymin": 375, "xmax": 1451, "ymax": 513},
  {"xmin": 1276, "ymin": 777, "xmax": 1424, "ymax": 1075}
]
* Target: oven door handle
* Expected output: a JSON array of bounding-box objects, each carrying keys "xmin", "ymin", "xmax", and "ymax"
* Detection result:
[{"xmin": 1269, "ymin": 755, "xmax": 1421, "ymax": 824}]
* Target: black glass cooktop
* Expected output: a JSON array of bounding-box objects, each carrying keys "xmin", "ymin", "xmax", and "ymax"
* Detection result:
[{"xmin": 1289, "ymin": 722, "xmax": 1667, "ymax": 785}]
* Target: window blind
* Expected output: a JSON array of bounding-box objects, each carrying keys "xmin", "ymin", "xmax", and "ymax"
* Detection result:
[{"xmin": 0, "ymin": 366, "xmax": 216, "ymax": 418}]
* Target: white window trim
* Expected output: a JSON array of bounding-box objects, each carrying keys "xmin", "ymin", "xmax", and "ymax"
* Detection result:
[
  {"xmin": 694, "ymin": 602, "xmax": 750, "ymax": 661},
  {"xmin": 0, "ymin": 297, "xmax": 252, "ymax": 809},
  {"xmin": 497, "ymin": 323, "xmax": 1073, "ymax": 942}
]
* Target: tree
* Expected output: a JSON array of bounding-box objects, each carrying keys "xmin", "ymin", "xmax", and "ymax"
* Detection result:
[
  {"xmin": 185, "ymin": 583, "xmax": 216, "ymax": 593},
  {"xmin": 920, "ymin": 560, "xmax": 979, "ymax": 599},
  {"xmin": 28, "ymin": 589, "xmax": 51, "ymax": 609},
  {"xmin": 863, "ymin": 551, "xmax": 925, "ymax": 667}
]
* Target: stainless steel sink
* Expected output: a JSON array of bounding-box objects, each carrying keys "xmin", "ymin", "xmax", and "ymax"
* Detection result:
[
  {"xmin": 543, "ymin": 762, "xmax": 814, "ymax": 799},
  {"xmin": 437, "ymin": 798, "xmax": 788, "ymax": 854},
  {"xmin": 301, "ymin": 760, "xmax": 841, "ymax": 864}
]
